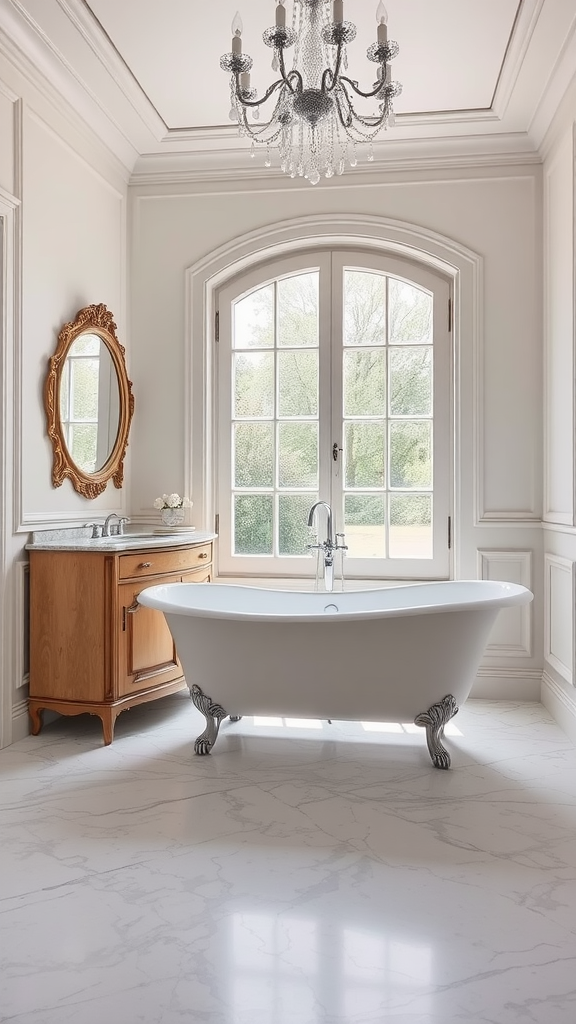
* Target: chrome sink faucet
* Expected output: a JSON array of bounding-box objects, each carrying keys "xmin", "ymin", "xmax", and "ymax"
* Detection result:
[
  {"xmin": 307, "ymin": 501, "xmax": 347, "ymax": 592},
  {"xmin": 103, "ymin": 513, "xmax": 129, "ymax": 537}
]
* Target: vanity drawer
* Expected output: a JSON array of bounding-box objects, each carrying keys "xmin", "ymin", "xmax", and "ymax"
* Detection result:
[{"xmin": 119, "ymin": 544, "xmax": 212, "ymax": 580}]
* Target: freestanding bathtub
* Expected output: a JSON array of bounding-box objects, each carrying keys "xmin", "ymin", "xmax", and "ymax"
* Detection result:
[{"xmin": 138, "ymin": 580, "xmax": 533, "ymax": 769}]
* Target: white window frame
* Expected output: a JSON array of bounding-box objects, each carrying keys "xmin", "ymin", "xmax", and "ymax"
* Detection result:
[{"xmin": 215, "ymin": 248, "xmax": 453, "ymax": 580}]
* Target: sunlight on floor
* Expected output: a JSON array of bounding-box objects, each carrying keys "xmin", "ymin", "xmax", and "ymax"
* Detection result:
[{"xmin": 252, "ymin": 717, "xmax": 463, "ymax": 737}]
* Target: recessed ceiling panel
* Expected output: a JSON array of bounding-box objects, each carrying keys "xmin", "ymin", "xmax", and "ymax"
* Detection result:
[{"xmin": 86, "ymin": 0, "xmax": 522, "ymax": 129}]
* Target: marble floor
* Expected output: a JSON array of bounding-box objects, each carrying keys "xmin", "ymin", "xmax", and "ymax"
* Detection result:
[{"xmin": 1, "ymin": 697, "xmax": 576, "ymax": 1024}]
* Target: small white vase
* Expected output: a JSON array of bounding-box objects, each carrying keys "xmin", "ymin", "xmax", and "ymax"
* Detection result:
[{"xmin": 161, "ymin": 507, "xmax": 185, "ymax": 527}]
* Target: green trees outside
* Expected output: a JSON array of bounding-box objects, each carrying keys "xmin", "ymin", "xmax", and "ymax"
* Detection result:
[{"xmin": 232, "ymin": 269, "xmax": 433, "ymax": 556}]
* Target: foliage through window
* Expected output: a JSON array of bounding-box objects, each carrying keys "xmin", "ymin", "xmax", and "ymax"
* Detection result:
[{"xmin": 217, "ymin": 252, "xmax": 451, "ymax": 578}]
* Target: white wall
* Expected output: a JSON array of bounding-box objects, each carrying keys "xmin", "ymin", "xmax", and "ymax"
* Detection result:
[
  {"xmin": 0, "ymin": 45, "xmax": 128, "ymax": 745},
  {"xmin": 541, "ymin": 75, "xmax": 576, "ymax": 743},
  {"xmin": 130, "ymin": 166, "xmax": 543, "ymax": 700}
]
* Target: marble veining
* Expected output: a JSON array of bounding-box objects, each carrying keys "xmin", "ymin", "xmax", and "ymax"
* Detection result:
[
  {"xmin": 1, "ymin": 698, "xmax": 576, "ymax": 1023},
  {"xmin": 26, "ymin": 527, "xmax": 216, "ymax": 553}
]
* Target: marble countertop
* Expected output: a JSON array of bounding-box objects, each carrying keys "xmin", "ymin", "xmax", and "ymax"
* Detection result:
[{"xmin": 26, "ymin": 527, "xmax": 217, "ymax": 552}]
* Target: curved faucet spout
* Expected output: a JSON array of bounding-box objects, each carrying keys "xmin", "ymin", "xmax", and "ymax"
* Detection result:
[{"xmin": 307, "ymin": 500, "xmax": 333, "ymax": 545}]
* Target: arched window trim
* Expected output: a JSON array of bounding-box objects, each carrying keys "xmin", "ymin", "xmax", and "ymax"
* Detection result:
[{"xmin": 186, "ymin": 215, "xmax": 483, "ymax": 581}]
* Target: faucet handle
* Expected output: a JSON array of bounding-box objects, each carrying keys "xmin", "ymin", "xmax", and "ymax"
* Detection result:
[
  {"xmin": 85, "ymin": 522, "xmax": 103, "ymax": 539},
  {"xmin": 118, "ymin": 517, "xmax": 130, "ymax": 536},
  {"xmin": 336, "ymin": 532, "xmax": 348, "ymax": 551}
]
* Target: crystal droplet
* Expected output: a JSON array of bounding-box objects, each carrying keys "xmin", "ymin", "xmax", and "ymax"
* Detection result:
[{"xmin": 229, "ymin": 107, "xmax": 239, "ymax": 122}]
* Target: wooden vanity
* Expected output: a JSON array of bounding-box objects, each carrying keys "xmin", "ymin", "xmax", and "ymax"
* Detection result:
[{"xmin": 28, "ymin": 533, "xmax": 214, "ymax": 744}]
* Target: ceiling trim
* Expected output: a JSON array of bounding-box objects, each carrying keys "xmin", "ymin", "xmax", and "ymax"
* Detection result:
[
  {"xmin": 56, "ymin": 0, "xmax": 167, "ymax": 140},
  {"xmin": 492, "ymin": 0, "xmax": 544, "ymax": 119},
  {"xmin": 130, "ymin": 133, "xmax": 540, "ymax": 187},
  {"xmin": 0, "ymin": 0, "xmax": 136, "ymax": 174}
]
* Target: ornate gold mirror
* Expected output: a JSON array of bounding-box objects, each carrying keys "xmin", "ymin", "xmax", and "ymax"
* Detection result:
[{"xmin": 45, "ymin": 303, "xmax": 134, "ymax": 498}]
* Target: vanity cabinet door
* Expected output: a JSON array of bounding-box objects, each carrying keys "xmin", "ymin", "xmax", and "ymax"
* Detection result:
[{"xmin": 117, "ymin": 576, "xmax": 185, "ymax": 698}]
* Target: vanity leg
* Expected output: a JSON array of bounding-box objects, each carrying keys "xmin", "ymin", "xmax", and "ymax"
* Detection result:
[
  {"xmin": 414, "ymin": 694, "xmax": 459, "ymax": 769},
  {"xmin": 190, "ymin": 684, "xmax": 227, "ymax": 755},
  {"xmin": 100, "ymin": 709, "xmax": 115, "ymax": 746},
  {"xmin": 29, "ymin": 703, "xmax": 44, "ymax": 736}
]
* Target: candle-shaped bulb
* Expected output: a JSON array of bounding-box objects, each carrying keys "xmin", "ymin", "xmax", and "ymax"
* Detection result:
[
  {"xmin": 376, "ymin": 2, "xmax": 388, "ymax": 44},
  {"xmin": 333, "ymin": 0, "xmax": 344, "ymax": 23},
  {"xmin": 231, "ymin": 11, "xmax": 243, "ymax": 54},
  {"xmin": 276, "ymin": 0, "xmax": 286, "ymax": 28}
]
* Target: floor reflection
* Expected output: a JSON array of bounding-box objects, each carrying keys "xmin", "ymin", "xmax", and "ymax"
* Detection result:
[{"xmin": 230, "ymin": 911, "xmax": 432, "ymax": 1021}]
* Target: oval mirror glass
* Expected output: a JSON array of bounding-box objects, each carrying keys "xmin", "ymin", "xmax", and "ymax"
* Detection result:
[{"xmin": 59, "ymin": 333, "xmax": 121, "ymax": 475}]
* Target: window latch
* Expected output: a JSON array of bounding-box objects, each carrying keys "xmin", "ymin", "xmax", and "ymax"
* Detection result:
[{"xmin": 332, "ymin": 442, "xmax": 343, "ymax": 462}]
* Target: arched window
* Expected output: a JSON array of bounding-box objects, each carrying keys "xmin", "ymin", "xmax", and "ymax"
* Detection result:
[{"xmin": 216, "ymin": 249, "xmax": 452, "ymax": 579}]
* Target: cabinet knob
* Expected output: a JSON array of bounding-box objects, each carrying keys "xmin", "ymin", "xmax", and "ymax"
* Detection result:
[
  {"xmin": 198, "ymin": 552, "xmax": 208, "ymax": 559},
  {"xmin": 138, "ymin": 562, "xmax": 152, "ymax": 568}
]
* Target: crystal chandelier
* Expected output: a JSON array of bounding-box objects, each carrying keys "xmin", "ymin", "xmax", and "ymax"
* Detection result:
[{"xmin": 220, "ymin": 0, "xmax": 402, "ymax": 184}]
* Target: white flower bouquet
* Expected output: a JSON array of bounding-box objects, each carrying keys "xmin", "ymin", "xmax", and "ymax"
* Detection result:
[
  {"xmin": 153, "ymin": 493, "xmax": 193, "ymax": 529},
  {"xmin": 153, "ymin": 493, "xmax": 192, "ymax": 511}
]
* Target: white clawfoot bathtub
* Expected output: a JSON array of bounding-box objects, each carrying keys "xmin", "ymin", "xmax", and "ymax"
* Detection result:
[{"xmin": 138, "ymin": 580, "xmax": 533, "ymax": 769}]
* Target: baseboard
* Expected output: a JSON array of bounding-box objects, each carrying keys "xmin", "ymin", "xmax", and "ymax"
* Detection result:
[
  {"xmin": 471, "ymin": 667, "xmax": 542, "ymax": 701},
  {"xmin": 11, "ymin": 698, "xmax": 31, "ymax": 743},
  {"xmin": 541, "ymin": 671, "xmax": 576, "ymax": 745}
]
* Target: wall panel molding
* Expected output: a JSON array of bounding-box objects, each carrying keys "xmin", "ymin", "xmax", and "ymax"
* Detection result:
[
  {"xmin": 0, "ymin": 192, "xmax": 21, "ymax": 748},
  {"xmin": 543, "ymin": 127, "xmax": 575, "ymax": 524},
  {"xmin": 477, "ymin": 549, "xmax": 533, "ymax": 657},
  {"xmin": 544, "ymin": 553, "xmax": 575, "ymax": 684},
  {"xmin": 14, "ymin": 560, "xmax": 29, "ymax": 691}
]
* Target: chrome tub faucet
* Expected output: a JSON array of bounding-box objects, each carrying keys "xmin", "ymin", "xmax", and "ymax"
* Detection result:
[{"xmin": 307, "ymin": 501, "xmax": 347, "ymax": 592}]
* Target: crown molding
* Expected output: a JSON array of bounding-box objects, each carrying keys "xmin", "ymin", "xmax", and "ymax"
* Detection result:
[
  {"xmin": 130, "ymin": 132, "xmax": 541, "ymax": 187},
  {"xmin": 0, "ymin": 0, "xmax": 136, "ymax": 175}
]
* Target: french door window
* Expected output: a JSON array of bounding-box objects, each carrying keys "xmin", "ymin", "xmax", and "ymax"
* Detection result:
[{"xmin": 217, "ymin": 250, "xmax": 451, "ymax": 578}]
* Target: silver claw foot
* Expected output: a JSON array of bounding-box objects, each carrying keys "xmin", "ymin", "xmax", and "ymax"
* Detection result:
[
  {"xmin": 190, "ymin": 684, "xmax": 228, "ymax": 755},
  {"xmin": 414, "ymin": 694, "xmax": 459, "ymax": 769},
  {"xmin": 229, "ymin": 716, "xmax": 242, "ymax": 722}
]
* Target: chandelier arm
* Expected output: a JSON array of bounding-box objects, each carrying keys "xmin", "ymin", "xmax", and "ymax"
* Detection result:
[
  {"xmin": 321, "ymin": 39, "xmax": 345, "ymax": 95},
  {"xmin": 338, "ymin": 75, "xmax": 388, "ymax": 101},
  {"xmin": 334, "ymin": 91, "xmax": 353, "ymax": 130},
  {"xmin": 234, "ymin": 73, "xmax": 286, "ymax": 108},
  {"xmin": 278, "ymin": 47, "xmax": 302, "ymax": 94}
]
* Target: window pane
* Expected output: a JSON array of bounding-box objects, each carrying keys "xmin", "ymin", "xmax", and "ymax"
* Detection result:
[
  {"xmin": 234, "ymin": 353, "xmax": 274, "ymax": 417},
  {"xmin": 71, "ymin": 359, "xmax": 99, "ymax": 418},
  {"xmin": 343, "ymin": 350, "xmax": 385, "ymax": 417},
  {"xmin": 68, "ymin": 424, "xmax": 97, "ymax": 474},
  {"xmin": 345, "ymin": 422, "xmax": 385, "ymax": 488},
  {"xmin": 279, "ymin": 495, "xmax": 316, "ymax": 555},
  {"xmin": 389, "ymin": 348, "xmax": 432, "ymax": 416},
  {"xmin": 234, "ymin": 285, "xmax": 274, "ymax": 348},
  {"xmin": 389, "ymin": 421, "xmax": 432, "ymax": 488},
  {"xmin": 278, "ymin": 273, "xmax": 319, "ymax": 347},
  {"xmin": 60, "ymin": 360, "xmax": 70, "ymax": 419},
  {"xmin": 69, "ymin": 333, "xmax": 101, "ymax": 357},
  {"xmin": 344, "ymin": 271, "xmax": 386, "ymax": 346},
  {"xmin": 278, "ymin": 422, "xmax": 318, "ymax": 488},
  {"xmin": 344, "ymin": 495, "xmax": 386, "ymax": 558},
  {"xmin": 234, "ymin": 495, "xmax": 273, "ymax": 554},
  {"xmin": 388, "ymin": 279, "xmax": 432, "ymax": 345},
  {"xmin": 234, "ymin": 423, "xmax": 274, "ymax": 487},
  {"xmin": 278, "ymin": 351, "xmax": 318, "ymax": 417},
  {"xmin": 389, "ymin": 495, "xmax": 432, "ymax": 558}
]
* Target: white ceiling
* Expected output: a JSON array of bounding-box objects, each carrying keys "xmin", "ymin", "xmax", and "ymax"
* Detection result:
[
  {"xmin": 3, "ymin": 0, "xmax": 576, "ymax": 177},
  {"xmin": 85, "ymin": 0, "xmax": 521, "ymax": 128}
]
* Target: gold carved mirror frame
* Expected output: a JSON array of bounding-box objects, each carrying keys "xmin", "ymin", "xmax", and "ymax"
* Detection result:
[{"xmin": 44, "ymin": 303, "xmax": 135, "ymax": 499}]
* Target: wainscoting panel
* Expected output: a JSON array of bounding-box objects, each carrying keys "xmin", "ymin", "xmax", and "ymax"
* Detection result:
[
  {"xmin": 14, "ymin": 561, "xmax": 29, "ymax": 691},
  {"xmin": 544, "ymin": 553, "xmax": 575, "ymax": 684},
  {"xmin": 477, "ymin": 549, "xmax": 532, "ymax": 657}
]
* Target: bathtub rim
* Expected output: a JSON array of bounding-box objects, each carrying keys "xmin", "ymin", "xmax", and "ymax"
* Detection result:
[{"xmin": 137, "ymin": 579, "xmax": 533, "ymax": 623}]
